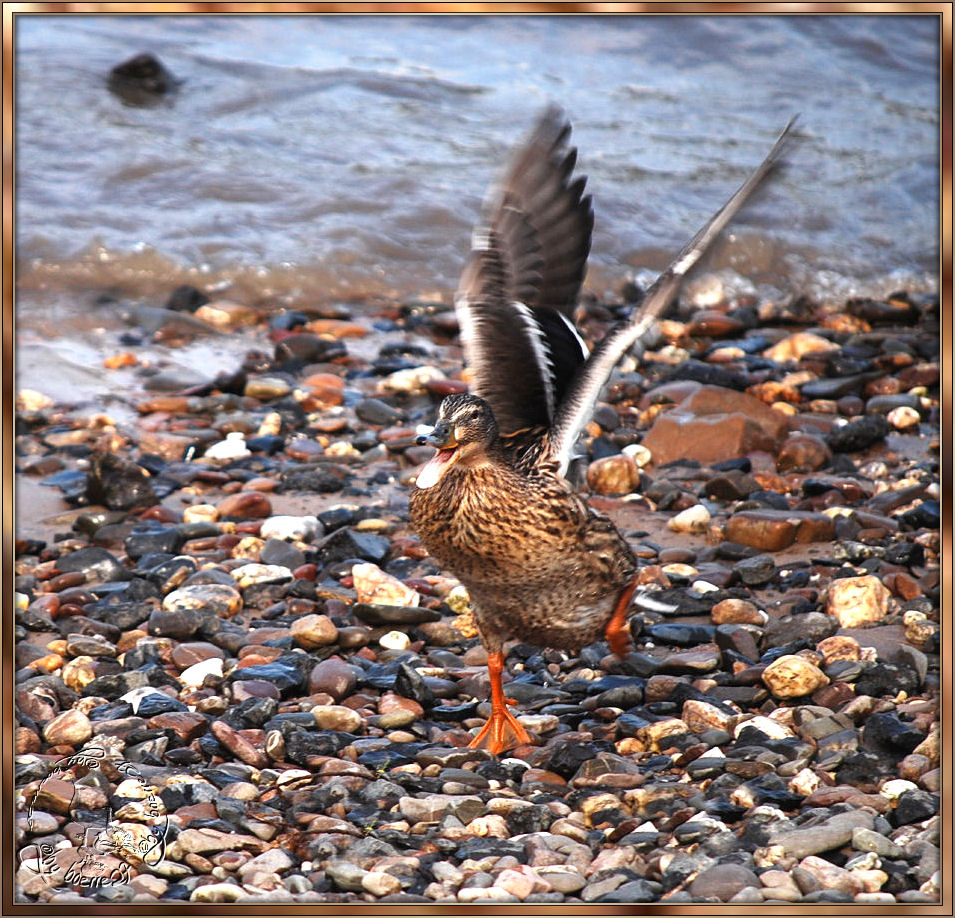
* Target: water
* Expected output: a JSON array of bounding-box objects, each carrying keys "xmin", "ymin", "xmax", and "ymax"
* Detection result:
[{"xmin": 14, "ymin": 13, "xmax": 940, "ymax": 403}]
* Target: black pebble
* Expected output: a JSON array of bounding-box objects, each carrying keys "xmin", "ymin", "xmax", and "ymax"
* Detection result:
[
  {"xmin": 108, "ymin": 52, "xmax": 178, "ymax": 105},
  {"xmin": 890, "ymin": 789, "xmax": 939, "ymax": 826},
  {"xmin": 825, "ymin": 413, "xmax": 889, "ymax": 453}
]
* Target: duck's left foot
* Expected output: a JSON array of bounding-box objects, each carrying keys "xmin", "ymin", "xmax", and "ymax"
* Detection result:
[
  {"xmin": 605, "ymin": 575, "xmax": 639, "ymax": 657},
  {"xmin": 468, "ymin": 704, "xmax": 532, "ymax": 754},
  {"xmin": 469, "ymin": 650, "xmax": 533, "ymax": 754}
]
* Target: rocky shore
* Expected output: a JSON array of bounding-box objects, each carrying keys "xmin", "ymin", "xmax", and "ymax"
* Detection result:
[{"xmin": 14, "ymin": 276, "xmax": 941, "ymax": 904}]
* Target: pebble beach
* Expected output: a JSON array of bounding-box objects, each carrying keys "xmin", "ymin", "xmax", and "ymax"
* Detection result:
[{"xmin": 14, "ymin": 274, "xmax": 942, "ymax": 905}]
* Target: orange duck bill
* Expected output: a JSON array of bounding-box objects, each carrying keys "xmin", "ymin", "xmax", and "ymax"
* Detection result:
[{"xmin": 414, "ymin": 423, "xmax": 460, "ymax": 489}]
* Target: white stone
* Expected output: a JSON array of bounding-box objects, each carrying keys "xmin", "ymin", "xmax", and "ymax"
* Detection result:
[
  {"xmin": 827, "ymin": 575, "xmax": 891, "ymax": 627},
  {"xmin": 179, "ymin": 657, "xmax": 224, "ymax": 688},
  {"xmin": 183, "ymin": 503, "xmax": 218, "ymax": 523},
  {"xmin": 379, "ymin": 630, "xmax": 411, "ymax": 651},
  {"xmin": 352, "ymin": 562, "xmax": 420, "ymax": 606},
  {"xmin": 622, "ymin": 443, "xmax": 652, "ymax": 468},
  {"xmin": 231, "ymin": 563, "xmax": 293, "ymax": 587},
  {"xmin": 887, "ymin": 406, "xmax": 920, "ymax": 430},
  {"xmin": 204, "ymin": 431, "xmax": 250, "ymax": 462},
  {"xmin": 260, "ymin": 515, "xmax": 321, "ymax": 542},
  {"xmin": 377, "ymin": 365, "xmax": 446, "ymax": 394},
  {"xmin": 735, "ymin": 715, "xmax": 795, "ymax": 740},
  {"xmin": 880, "ymin": 779, "xmax": 919, "ymax": 800},
  {"xmin": 17, "ymin": 389, "xmax": 55, "ymax": 412},
  {"xmin": 668, "ymin": 504, "xmax": 711, "ymax": 533}
]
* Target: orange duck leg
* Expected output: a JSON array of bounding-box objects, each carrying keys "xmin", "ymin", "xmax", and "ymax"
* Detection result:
[
  {"xmin": 605, "ymin": 575, "xmax": 638, "ymax": 658},
  {"xmin": 468, "ymin": 650, "xmax": 532, "ymax": 754}
]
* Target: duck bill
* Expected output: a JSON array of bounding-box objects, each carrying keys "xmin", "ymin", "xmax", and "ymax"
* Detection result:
[{"xmin": 415, "ymin": 428, "xmax": 460, "ymax": 489}]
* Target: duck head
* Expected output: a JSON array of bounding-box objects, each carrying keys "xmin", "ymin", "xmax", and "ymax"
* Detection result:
[{"xmin": 414, "ymin": 394, "xmax": 499, "ymax": 489}]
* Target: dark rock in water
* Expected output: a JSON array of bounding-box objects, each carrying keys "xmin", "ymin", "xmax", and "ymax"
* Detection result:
[
  {"xmin": 317, "ymin": 527, "xmax": 390, "ymax": 565},
  {"xmin": 54, "ymin": 546, "xmax": 130, "ymax": 583},
  {"xmin": 165, "ymin": 285, "xmax": 208, "ymax": 313},
  {"xmin": 825, "ymin": 414, "xmax": 889, "ymax": 453},
  {"xmin": 107, "ymin": 52, "xmax": 178, "ymax": 105}
]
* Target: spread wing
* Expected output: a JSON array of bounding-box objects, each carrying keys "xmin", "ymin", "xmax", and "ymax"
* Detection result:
[
  {"xmin": 549, "ymin": 116, "xmax": 799, "ymax": 476},
  {"xmin": 455, "ymin": 105, "xmax": 593, "ymax": 434}
]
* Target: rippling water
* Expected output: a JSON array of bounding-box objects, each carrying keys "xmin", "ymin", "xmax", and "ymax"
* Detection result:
[{"xmin": 14, "ymin": 13, "xmax": 941, "ymax": 401}]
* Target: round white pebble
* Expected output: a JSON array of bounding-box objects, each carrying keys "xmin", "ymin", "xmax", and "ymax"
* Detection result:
[{"xmin": 379, "ymin": 630, "xmax": 411, "ymax": 651}]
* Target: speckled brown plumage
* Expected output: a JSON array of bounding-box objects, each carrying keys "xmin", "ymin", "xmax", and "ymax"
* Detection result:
[{"xmin": 410, "ymin": 402, "xmax": 637, "ymax": 656}]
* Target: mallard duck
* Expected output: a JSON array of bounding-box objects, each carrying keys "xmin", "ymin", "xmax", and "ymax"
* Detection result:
[{"xmin": 410, "ymin": 106, "xmax": 795, "ymax": 753}]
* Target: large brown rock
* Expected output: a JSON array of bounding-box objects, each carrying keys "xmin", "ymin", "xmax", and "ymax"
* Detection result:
[
  {"xmin": 725, "ymin": 510, "xmax": 835, "ymax": 551},
  {"xmin": 642, "ymin": 385, "xmax": 788, "ymax": 466}
]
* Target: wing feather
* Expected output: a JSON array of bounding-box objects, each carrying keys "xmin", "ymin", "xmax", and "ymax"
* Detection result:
[
  {"xmin": 455, "ymin": 105, "xmax": 593, "ymax": 432},
  {"xmin": 549, "ymin": 117, "xmax": 799, "ymax": 475}
]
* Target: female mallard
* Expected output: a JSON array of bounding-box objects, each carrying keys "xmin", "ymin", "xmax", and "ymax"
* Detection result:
[{"xmin": 410, "ymin": 106, "xmax": 794, "ymax": 753}]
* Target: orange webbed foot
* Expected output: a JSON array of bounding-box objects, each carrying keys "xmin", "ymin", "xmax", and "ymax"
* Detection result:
[
  {"xmin": 471, "ymin": 649, "xmax": 533, "ymax": 754},
  {"xmin": 468, "ymin": 703, "xmax": 532, "ymax": 754}
]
